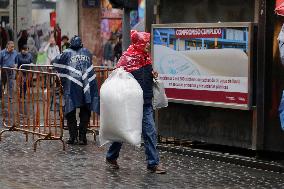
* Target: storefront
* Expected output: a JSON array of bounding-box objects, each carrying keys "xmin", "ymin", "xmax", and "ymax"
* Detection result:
[
  {"xmin": 148, "ymin": 0, "xmax": 283, "ymax": 152},
  {"xmin": 101, "ymin": 0, "xmax": 122, "ymax": 43}
]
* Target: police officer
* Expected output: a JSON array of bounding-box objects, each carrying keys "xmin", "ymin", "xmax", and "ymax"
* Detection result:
[{"xmin": 52, "ymin": 36, "xmax": 99, "ymax": 145}]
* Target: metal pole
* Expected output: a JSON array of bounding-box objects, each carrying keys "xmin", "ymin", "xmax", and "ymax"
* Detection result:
[
  {"xmin": 252, "ymin": 0, "xmax": 275, "ymax": 151},
  {"xmin": 122, "ymin": 7, "xmax": 131, "ymax": 51},
  {"xmin": 145, "ymin": 0, "xmax": 155, "ymax": 32},
  {"xmin": 13, "ymin": 0, "xmax": 17, "ymax": 43}
]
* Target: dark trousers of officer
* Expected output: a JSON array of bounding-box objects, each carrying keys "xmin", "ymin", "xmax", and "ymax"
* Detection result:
[{"xmin": 65, "ymin": 106, "xmax": 91, "ymax": 141}]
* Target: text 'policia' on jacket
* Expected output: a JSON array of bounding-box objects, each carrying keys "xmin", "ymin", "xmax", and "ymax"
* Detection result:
[{"xmin": 52, "ymin": 39, "xmax": 99, "ymax": 115}]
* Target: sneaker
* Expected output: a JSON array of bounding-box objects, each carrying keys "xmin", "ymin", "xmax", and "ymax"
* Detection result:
[
  {"xmin": 147, "ymin": 165, "xmax": 166, "ymax": 174},
  {"xmin": 106, "ymin": 158, "xmax": 119, "ymax": 169}
]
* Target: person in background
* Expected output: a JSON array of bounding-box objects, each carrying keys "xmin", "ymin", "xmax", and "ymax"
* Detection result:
[
  {"xmin": 5, "ymin": 24, "xmax": 13, "ymax": 41},
  {"xmin": 18, "ymin": 30, "xmax": 28, "ymax": 51},
  {"xmin": 39, "ymin": 36, "xmax": 60, "ymax": 65},
  {"xmin": 113, "ymin": 34, "xmax": 122, "ymax": 65},
  {"xmin": 54, "ymin": 24, "xmax": 62, "ymax": 52},
  {"xmin": 16, "ymin": 45, "xmax": 33, "ymax": 68},
  {"xmin": 52, "ymin": 36, "xmax": 99, "ymax": 145},
  {"xmin": 16, "ymin": 45, "xmax": 33, "ymax": 97},
  {"xmin": 103, "ymin": 37, "xmax": 114, "ymax": 67},
  {"xmin": 47, "ymin": 37, "xmax": 60, "ymax": 65},
  {"xmin": 35, "ymin": 27, "xmax": 43, "ymax": 50},
  {"xmin": 105, "ymin": 30, "xmax": 166, "ymax": 174},
  {"xmin": 61, "ymin": 35, "xmax": 70, "ymax": 52},
  {"xmin": 0, "ymin": 27, "xmax": 2, "ymax": 50},
  {"xmin": 0, "ymin": 27, "xmax": 8, "ymax": 50},
  {"xmin": 0, "ymin": 41, "xmax": 17, "ymax": 98},
  {"xmin": 27, "ymin": 37, "xmax": 38, "ymax": 64}
]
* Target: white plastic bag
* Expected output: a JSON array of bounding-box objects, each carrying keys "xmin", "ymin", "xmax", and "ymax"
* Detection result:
[
  {"xmin": 278, "ymin": 24, "xmax": 284, "ymax": 65},
  {"xmin": 279, "ymin": 90, "xmax": 284, "ymax": 131},
  {"xmin": 153, "ymin": 79, "xmax": 168, "ymax": 110},
  {"xmin": 99, "ymin": 68, "xmax": 144, "ymax": 146}
]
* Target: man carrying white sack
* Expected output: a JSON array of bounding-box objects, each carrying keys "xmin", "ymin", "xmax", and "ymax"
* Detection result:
[
  {"xmin": 52, "ymin": 36, "xmax": 99, "ymax": 145},
  {"xmin": 105, "ymin": 30, "xmax": 166, "ymax": 174}
]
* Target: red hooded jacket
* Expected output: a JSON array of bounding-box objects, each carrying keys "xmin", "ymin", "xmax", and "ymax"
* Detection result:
[
  {"xmin": 116, "ymin": 30, "xmax": 154, "ymax": 104},
  {"xmin": 116, "ymin": 30, "xmax": 152, "ymax": 72}
]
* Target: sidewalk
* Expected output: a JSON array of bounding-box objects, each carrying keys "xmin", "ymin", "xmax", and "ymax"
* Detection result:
[
  {"xmin": 0, "ymin": 132, "xmax": 284, "ymax": 189},
  {"xmin": 158, "ymin": 143, "xmax": 284, "ymax": 173}
]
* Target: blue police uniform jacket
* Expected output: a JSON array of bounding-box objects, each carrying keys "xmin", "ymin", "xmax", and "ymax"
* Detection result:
[{"xmin": 52, "ymin": 48, "xmax": 99, "ymax": 115}]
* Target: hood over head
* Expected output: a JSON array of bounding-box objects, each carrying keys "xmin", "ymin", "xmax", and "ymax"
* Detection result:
[
  {"xmin": 130, "ymin": 30, "xmax": 150, "ymax": 52},
  {"xmin": 70, "ymin": 35, "xmax": 83, "ymax": 50},
  {"xmin": 115, "ymin": 30, "xmax": 152, "ymax": 72}
]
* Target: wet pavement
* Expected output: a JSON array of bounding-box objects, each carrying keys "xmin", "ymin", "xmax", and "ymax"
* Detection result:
[{"xmin": 0, "ymin": 131, "xmax": 284, "ymax": 189}]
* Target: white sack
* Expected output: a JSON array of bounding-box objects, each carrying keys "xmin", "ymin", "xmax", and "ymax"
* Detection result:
[
  {"xmin": 278, "ymin": 23, "xmax": 284, "ymax": 65},
  {"xmin": 99, "ymin": 68, "xmax": 144, "ymax": 146}
]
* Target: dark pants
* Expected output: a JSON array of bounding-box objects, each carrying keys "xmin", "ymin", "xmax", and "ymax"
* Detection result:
[
  {"xmin": 0, "ymin": 69, "xmax": 14, "ymax": 98},
  {"xmin": 106, "ymin": 104, "xmax": 160, "ymax": 168},
  {"xmin": 20, "ymin": 80, "xmax": 27, "ymax": 98},
  {"xmin": 65, "ymin": 106, "xmax": 91, "ymax": 141}
]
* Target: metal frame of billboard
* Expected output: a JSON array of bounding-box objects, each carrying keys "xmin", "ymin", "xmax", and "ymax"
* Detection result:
[{"xmin": 151, "ymin": 22, "xmax": 254, "ymax": 110}]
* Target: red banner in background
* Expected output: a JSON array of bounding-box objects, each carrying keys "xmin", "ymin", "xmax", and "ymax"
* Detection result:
[
  {"xmin": 175, "ymin": 28, "xmax": 222, "ymax": 39},
  {"xmin": 165, "ymin": 89, "xmax": 248, "ymax": 105},
  {"xmin": 50, "ymin": 11, "xmax": 56, "ymax": 28}
]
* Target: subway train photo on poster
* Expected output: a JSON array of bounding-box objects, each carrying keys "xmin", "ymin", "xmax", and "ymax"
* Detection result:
[{"xmin": 152, "ymin": 23, "xmax": 253, "ymax": 109}]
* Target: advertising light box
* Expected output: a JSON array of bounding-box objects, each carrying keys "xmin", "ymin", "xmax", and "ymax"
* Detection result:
[{"xmin": 152, "ymin": 23, "xmax": 253, "ymax": 110}]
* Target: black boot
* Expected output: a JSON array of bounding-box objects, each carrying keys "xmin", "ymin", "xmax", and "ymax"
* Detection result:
[
  {"xmin": 78, "ymin": 106, "xmax": 90, "ymax": 145},
  {"xmin": 67, "ymin": 125, "xmax": 78, "ymax": 145},
  {"xmin": 67, "ymin": 138, "xmax": 78, "ymax": 144},
  {"xmin": 66, "ymin": 110, "xmax": 78, "ymax": 145},
  {"xmin": 78, "ymin": 138, "xmax": 87, "ymax": 145},
  {"xmin": 78, "ymin": 130, "xmax": 87, "ymax": 145}
]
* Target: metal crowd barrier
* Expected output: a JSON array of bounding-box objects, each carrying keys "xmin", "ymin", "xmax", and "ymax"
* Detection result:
[
  {"xmin": 0, "ymin": 67, "xmax": 64, "ymax": 151},
  {"xmin": 20, "ymin": 64, "xmax": 66, "ymax": 128},
  {"xmin": 0, "ymin": 65, "xmax": 115, "ymax": 146},
  {"xmin": 19, "ymin": 65, "xmax": 115, "ymax": 141},
  {"xmin": 19, "ymin": 64, "xmax": 54, "ymax": 72}
]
